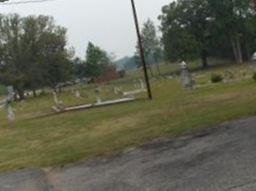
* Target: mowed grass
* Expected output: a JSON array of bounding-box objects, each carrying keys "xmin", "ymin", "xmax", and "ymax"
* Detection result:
[{"xmin": 0, "ymin": 63, "xmax": 256, "ymax": 172}]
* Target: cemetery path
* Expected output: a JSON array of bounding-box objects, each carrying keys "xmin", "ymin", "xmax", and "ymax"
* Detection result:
[{"xmin": 1, "ymin": 116, "xmax": 256, "ymax": 191}]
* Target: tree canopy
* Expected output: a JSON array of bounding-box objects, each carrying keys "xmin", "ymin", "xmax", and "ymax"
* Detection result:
[
  {"xmin": 0, "ymin": 14, "xmax": 73, "ymax": 99},
  {"xmin": 159, "ymin": 0, "xmax": 256, "ymax": 67}
]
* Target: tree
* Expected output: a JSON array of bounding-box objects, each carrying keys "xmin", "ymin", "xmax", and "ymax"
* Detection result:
[
  {"xmin": 160, "ymin": 0, "xmax": 256, "ymax": 65},
  {"xmin": 208, "ymin": 0, "xmax": 255, "ymax": 63},
  {"xmin": 159, "ymin": 0, "xmax": 213, "ymax": 68},
  {"xmin": 0, "ymin": 14, "xmax": 73, "ymax": 99},
  {"xmin": 135, "ymin": 19, "xmax": 163, "ymax": 76},
  {"xmin": 159, "ymin": 3, "xmax": 199, "ymax": 62},
  {"xmin": 73, "ymin": 57, "xmax": 87, "ymax": 79},
  {"xmin": 85, "ymin": 42, "xmax": 111, "ymax": 78}
]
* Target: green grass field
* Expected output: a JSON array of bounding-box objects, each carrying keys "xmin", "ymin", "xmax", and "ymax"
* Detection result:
[{"xmin": 0, "ymin": 62, "xmax": 256, "ymax": 172}]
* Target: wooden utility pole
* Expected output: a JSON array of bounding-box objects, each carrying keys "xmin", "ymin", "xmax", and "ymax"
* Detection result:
[{"xmin": 130, "ymin": 0, "xmax": 152, "ymax": 100}]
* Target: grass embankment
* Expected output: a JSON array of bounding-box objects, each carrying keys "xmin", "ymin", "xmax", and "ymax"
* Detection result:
[{"xmin": 0, "ymin": 63, "xmax": 256, "ymax": 171}]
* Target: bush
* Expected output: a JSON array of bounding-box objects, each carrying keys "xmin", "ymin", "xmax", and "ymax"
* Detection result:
[
  {"xmin": 211, "ymin": 73, "xmax": 223, "ymax": 83},
  {"xmin": 253, "ymin": 72, "xmax": 256, "ymax": 81}
]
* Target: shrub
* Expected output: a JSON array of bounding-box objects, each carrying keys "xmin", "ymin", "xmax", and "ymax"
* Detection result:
[{"xmin": 211, "ymin": 73, "xmax": 223, "ymax": 83}]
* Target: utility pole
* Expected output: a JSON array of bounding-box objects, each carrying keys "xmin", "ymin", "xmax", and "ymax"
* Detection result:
[{"xmin": 130, "ymin": 0, "xmax": 152, "ymax": 100}]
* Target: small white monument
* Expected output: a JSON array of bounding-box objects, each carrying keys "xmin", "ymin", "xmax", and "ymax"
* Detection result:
[
  {"xmin": 7, "ymin": 86, "xmax": 15, "ymax": 121},
  {"xmin": 0, "ymin": 86, "xmax": 16, "ymax": 121},
  {"xmin": 139, "ymin": 79, "xmax": 145, "ymax": 89},
  {"xmin": 113, "ymin": 87, "xmax": 119, "ymax": 95},
  {"xmin": 6, "ymin": 104, "xmax": 15, "ymax": 121},
  {"xmin": 95, "ymin": 88, "xmax": 102, "ymax": 104},
  {"xmin": 53, "ymin": 91, "xmax": 63, "ymax": 106},
  {"xmin": 75, "ymin": 90, "xmax": 81, "ymax": 98},
  {"xmin": 180, "ymin": 61, "xmax": 194, "ymax": 89}
]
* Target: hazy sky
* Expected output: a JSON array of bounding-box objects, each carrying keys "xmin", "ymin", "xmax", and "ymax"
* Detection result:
[{"xmin": 0, "ymin": 0, "xmax": 172, "ymax": 59}]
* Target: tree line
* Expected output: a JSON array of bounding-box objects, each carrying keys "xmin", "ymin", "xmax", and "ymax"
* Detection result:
[
  {"xmin": 158, "ymin": 0, "xmax": 256, "ymax": 67},
  {"xmin": 128, "ymin": 0, "xmax": 256, "ymax": 71},
  {"xmin": 0, "ymin": 14, "xmax": 112, "ymax": 99}
]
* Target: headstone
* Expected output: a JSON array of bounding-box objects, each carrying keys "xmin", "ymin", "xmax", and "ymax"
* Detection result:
[
  {"xmin": 53, "ymin": 91, "xmax": 63, "ymax": 106},
  {"xmin": 113, "ymin": 87, "xmax": 119, "ymax": 95},
  {"xmin": 75, "ymin": 90, "xmax": 81, "ymax": 98},
  {"xmin": 95, "ymin": 88, "xmax": 102, "ymax": 104},
  {"xmin": 6, "ymin": 104, "xmax": 15, "ymax": 121},
  {"xmin": 139, "ymin": 79, "xmax": 145, "ymax": 89},
  {"xmin": 5, "ymin": 86, "xmax": 15, "ymax": 121},
  {"xmin": 180, "ymin": 61, "xmax": 194, "ymax": 89}
]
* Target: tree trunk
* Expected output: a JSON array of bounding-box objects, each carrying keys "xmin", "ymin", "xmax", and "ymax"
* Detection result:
[
  {"xmin": 235, "ymin": 35, "xmax": 243, "ymax": 64},
  {"xmin": 33, "ymin": 89, "xmax": 37, "ymax": 97},
  {"xmin": 17, "ymin": 88, "xmax": 25, "ymax": 100},
  {"xmin": 244, "ymin": 38, "xmax": 250, "ymax": 61},
  {"xmin": 201, "ymin": 49, "xmax": 208, "ymax": 68},
  {"xmin": 231, "ymin": 38, "xmax": 239, "ymax": 63},
  {"xmin": 231, "ymin": 35, "xmax": 243, "ymax": 64},
  {"xmin": 14, "ymin": 93, "xmax": 19, "ymax": 101}
]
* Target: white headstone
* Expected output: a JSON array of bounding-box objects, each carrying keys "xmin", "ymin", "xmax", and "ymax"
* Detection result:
[
  {"xmin": 53, "ymin": 91, "xmax": 59, "ymax": 105},
  {"xmin": 95, "ymin": 88, "xmax": 102, "ymax": 104},
  {"xmin": 113, "ymin": 87, "xmax": 119, "ymax": 95},
  {"xmin": 75, "ymin": 90, "xmax": 81, "ymax": 98},
  {"xmin": 53, "ymin": 91, "xmax": 63, "ymax": 106},
  {"xmin": 7, "ymin": 104, "xmax": 15, "ymax": 121},
  {"xmin": 180, "ymin": 61, "xmax": 194, "ymax": 89},
  {"xmin": 139, "ymin": 79, "xmax": 145, "ymax": 89},
  {"xmin": 5, "ymin": 86, "xmax": 15, "ymax": 121}
]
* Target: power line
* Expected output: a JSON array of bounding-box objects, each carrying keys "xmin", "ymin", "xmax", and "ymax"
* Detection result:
[{"xmin": 0, "ymin": 0, "xmax": 57, "ymax": 5}]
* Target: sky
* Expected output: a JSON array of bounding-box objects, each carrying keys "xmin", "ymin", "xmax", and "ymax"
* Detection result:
[{"xmin": 0, "ymin": 0, "xmax": 172, "ymax": 59}]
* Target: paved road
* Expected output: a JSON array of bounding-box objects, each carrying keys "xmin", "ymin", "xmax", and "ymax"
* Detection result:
[{"xmin": 1, "ymin": 116, "xmax": 256, "ymax": 191}]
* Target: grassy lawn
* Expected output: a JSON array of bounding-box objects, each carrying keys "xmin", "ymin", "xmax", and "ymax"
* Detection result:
[{"xmin": 0, "ymin": 63, "xmax": 256, "ymax": 172}]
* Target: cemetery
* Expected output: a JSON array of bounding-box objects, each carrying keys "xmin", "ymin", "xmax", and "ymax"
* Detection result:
[
  {"xmin": 1, "ymin": 61, "xmax": 256, "ymax": 171},
  {"xmin": 0, "ymin": 0, "xmax": 255, "ymax": 190}
]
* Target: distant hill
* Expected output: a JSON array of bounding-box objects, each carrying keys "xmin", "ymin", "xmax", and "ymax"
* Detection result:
[{"xmin": 115, "ymin": 56, "xmax": 138, "ymax": 71}]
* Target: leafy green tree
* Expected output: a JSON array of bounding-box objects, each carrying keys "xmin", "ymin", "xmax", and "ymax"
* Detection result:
[
  {"xmin": 160, "ymin": 5, "xmax": 199, "ymax": 62},
  {"xmin": 208, "ymin": 0, "xmax": 255, "ymax": 63},
  {"xmin": 135, "ymin": 19, "xmax": 163, "ymax": 76},
  {"xmin": 0, "ymin": 14, "xmax": 27, "ymax": 99},
  {"xmin": 0, "ymin": 14, "xmax": 73, "ymax": 99},
  {"xmin": 73, "ymin": 57, "xmax": 87, "ymax": 79},
  {"xmin": 85, "ymin": 42, "xmax": 111, "ymax": 78},
  {"xmin": 159, "ymin": 0, "xmax": 213, "ymax": 67},
  {"xmin": 160, "ymin": 0, "xmax": 256, "ymax": 66}
]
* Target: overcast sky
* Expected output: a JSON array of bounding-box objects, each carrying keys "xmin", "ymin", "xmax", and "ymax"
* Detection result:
[{"xmin": 0, "ymin": 0, "xmax": 172, "ymax": 59}]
